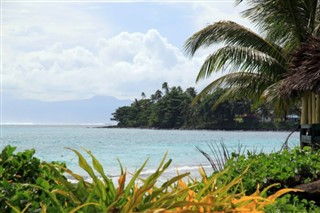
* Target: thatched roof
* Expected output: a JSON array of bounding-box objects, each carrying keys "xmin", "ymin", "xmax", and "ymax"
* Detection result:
[{"xmin": 280, "ymin": 36, "xmax": 320, "ymax": 97}]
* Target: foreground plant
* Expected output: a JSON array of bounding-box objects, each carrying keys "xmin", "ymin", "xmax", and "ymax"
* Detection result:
[
  {"xmin": 164, "ymin": 167, "xmax": 301, "ymax": 213},
  {"xmin": 0, "ymin": 146, "xmax": 69, "ymax": 213},
  {"xmin": 199, "ymin": 145, "xmax": 320, "ymax": 212},
  {"xmin": 220, "ymin": 146, "xmax": 320, "ymax": 194},
  {"xmin": 51, "ymin": 149, "xmax": 193, "ymax": 212},
  {"xmin": 1, "ymin": 146, "xmax": 301, "ymax": 212}
]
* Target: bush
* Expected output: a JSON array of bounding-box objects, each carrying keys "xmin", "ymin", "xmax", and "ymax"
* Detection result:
[
  {"xmin": 1, "ymin": 146, "xmax": 302, "ymax": 212},
  {"xmin": 213, "ymin": 146, "xmax": 320, "ymax": 211},
  {"xmin": 0, "ymin": 145, "xmax": 68, "ymax": 212},
  {"xmin": 265, "ymin": 194, "xmax": 320, "ymax": 213},
  {"xmin": 222, "ymin": 147, "xmax": 320, "ymax": 193}
]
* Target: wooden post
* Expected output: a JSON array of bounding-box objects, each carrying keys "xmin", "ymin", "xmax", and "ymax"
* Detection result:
[
  {"xmin": 301, "ymin": 93, "xmax": 308, "ymax": 124},
  {"xmin": 308, "ymin": 92, "xmax": 312, "ymax": 124},
  {"xmin": 312, "ymin": 93, "xmax": 316, "ymax": 124},
  {"xmin": 316, "ymin": 93, "xmax": 320, "ymax": 123}
]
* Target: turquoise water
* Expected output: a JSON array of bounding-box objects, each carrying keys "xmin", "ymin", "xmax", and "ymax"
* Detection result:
[{"xmin": 1, "ymin": 125, "xmax": 299, "ymax": 180}]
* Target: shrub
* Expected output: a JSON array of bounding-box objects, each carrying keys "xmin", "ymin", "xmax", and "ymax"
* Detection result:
[
  {"xmin": 265, "ymin": 194, "xmax": 320, "ymax": 213},
  {"xmin": 209, "ymin": 146, "xmax": 320, "ymax": 211},
  {"xmin": 221, "ymin": 146, "xmax": 320, "ymax": 194},
  {"xmin": 0, "ymin": 145, "xmax": 68, "ymax": 213},
  {"xmin": 1, "ymin": 146, "xmax": 301, "ymax": 212}
]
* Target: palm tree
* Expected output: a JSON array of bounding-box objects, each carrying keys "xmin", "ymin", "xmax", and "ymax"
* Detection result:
[
  {"xmin": 151, "ymin": 90, "xmax": 163, "ymax": 102},
  {"xmin": 162, "ymin": 82, "xmax": 170, "ymax": 95},
  {"xmin": 237, "ymin": 0, "xmax": 320, "ymax": 50},
  {"xmin": 141, "ymin": 92, "xmax": 146, "ymax": 99},
  {"xmin": 185, "ymin": 20, "xmax": 288, "ymax": 112},
  {"xmin": 155, "ymin": 89, "xmax": 163, "ymax": 100},
  {"xmin": 185, "ymin": 0, "xmax": 320, "ymax": 114},
  {"xmin": 186, "ymin": 87, "xmax": 197, "ymax": 98}
]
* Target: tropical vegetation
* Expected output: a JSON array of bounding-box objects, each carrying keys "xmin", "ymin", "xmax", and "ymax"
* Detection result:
[
  {"xmin": 4, "ymin": 0, "xmax": 320, "ymax": 212},
  {"xmin": 111, "ymin": 82, "xmax": 299, "ymax": 130},
  {"xmin": 184, "ymin": 0, "xmax": 320, "ymax": 116},
  {"xmin": 3, "ymin": 145, "xmax": 319, "ymax": 213},
  {"xmin": 203, "ymin": 145, "xmax": 320, "ymax": 211}
]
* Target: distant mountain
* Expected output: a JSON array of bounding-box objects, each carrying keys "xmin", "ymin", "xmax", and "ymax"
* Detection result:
[{"xmin": 1, "ymin": 95, "xmax": 131, "ymax": 125}]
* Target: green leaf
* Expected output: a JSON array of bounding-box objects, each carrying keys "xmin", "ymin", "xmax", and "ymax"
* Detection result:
[{"xmin": 66, "ymin": 148, "xmax": 97, "ymax": 180}]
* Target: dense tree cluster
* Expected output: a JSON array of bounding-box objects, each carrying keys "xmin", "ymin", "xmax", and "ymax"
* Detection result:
[{"xmin": 111, "ymin": 83, "xmax": 298, "ymax": 130}]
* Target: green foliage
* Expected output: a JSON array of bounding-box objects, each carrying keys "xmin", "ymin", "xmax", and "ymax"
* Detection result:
[
  {"xmin": 0, "ymin": 145, "xmax": 68, "ymax": 213},
  {"xmin": 1, "ymin": 146, "xmax": 301, "ymax": 212},
  {"xmin": 184, "ymin": 19, "xmax": 290, "ymax": 114},
  {"xmin": 184, "ymin": 0, "xmax": 320, "ymax": 115},
  {"xmin": 112, "ymin": 83, "xmax": 199, "ymax": 129},
  {"xmin": 236, "ymin": 0, "xmax": 320, "ymax": 50},
  {"xmin": 222, "ymin": 147, "xmax": 320, "ymax": 193},
  {"xmin": 112, "ymin": 82, "xmax": 295, "ymax": 130},
  {"xmin": 45, "ymin": 148, "xmax": 195, "ymax": 212},
  {"xmin": 207, "ymin": 146, "xmax": 320, "ymax": 211},
  {"xmin": 265, "ymin": 194, "xmax": 320, "ymax": 213}
]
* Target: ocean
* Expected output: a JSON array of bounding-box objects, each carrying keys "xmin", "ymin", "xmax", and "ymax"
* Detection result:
[{"xmin": 1, "ymin": 125, "xmax": 299, "ymax": 181}]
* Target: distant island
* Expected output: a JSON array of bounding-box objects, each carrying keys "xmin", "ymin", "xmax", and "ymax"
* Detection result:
[{"xmin": 111, "ymin": 82, "xmax": 300, "ymax": 131}]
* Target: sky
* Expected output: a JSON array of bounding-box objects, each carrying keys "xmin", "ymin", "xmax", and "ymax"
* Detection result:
[{"xmin": 2, "ymin": 0, "xmax": 253, "ymax": 102}]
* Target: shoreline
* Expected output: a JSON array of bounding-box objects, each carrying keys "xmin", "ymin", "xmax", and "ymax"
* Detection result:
[
  {"xmin": 2, "ymin": 123, "xmax": 300, "ymax": 132},
  {"xmin": 94, "ymin": 125, "xmax": 300, "ymax": 132}
]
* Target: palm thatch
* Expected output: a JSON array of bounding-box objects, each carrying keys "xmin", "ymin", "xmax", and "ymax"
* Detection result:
[{"xmin": 280, "ymin": 37, "xmax": 320, "ymax": 97}]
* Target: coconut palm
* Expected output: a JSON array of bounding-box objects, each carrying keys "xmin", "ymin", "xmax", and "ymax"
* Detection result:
[
  {"xmin": 185, "ymin": 0, "xmax": 320, "ymax": 114},
  {"xmin": 185, "ymin": 20, "xmax": 288, "ymax": 112},
  {"xmin": 162, "ymin": 82, "xmax": 170, "ymax": 95},
  {"xmin": 237, "ymin": 0, "xmax": 320, "ymax": 50}
]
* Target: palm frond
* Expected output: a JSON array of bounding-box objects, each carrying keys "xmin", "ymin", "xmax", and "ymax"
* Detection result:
[
  {"xmin": 195, "ymin": 73, "xmax": 293, "ymax": 113},
  {"xmin": 194, "ymin": 72, "xmax": 272, "ymax": 106},
  {"xmin": 196, "ymin": 46, "xmax": 286, "ymax": 82},
  {"xmin": 186, "ymin": 1, "xmax": 316, "ymax": 116},
  {"xmin": 237, "ymin": 0, "xmax": 315, "ymax": 49},
  {"xmin": 314, "ymin": 1, "xmax": 320, "ymax": 35},
  {"xmin": 262, "ymin": 82, "xmax": 298, "ymax": 115},
  {"xmin": 184, "ymin": 21, "xmax": 286, "ymax": 64},
  {"xmin": 305, "ymin": 0, "xmax": 318, "ymax": 30}
]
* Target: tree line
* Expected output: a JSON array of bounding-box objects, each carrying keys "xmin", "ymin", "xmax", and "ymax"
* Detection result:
[{"xmin": 111, "ymin": 82, "xmax": 299, "ymax": 130}]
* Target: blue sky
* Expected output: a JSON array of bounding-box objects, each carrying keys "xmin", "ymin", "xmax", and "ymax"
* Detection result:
[{"xmin": 2, "ymin": 0, "xmax": 252, "ymax": 102}]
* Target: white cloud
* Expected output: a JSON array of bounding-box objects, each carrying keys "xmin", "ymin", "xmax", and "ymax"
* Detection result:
[
  {"xmin": 3, "ymin": 3, "xmax": 110, "ymax": 51},
  {"xmin": 3, "ymin": 28, "xmax": 204, "ymax": 101},
  {"xmin": 3, "ymin": 2, "xmax": 254, "ymax": 102}
]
